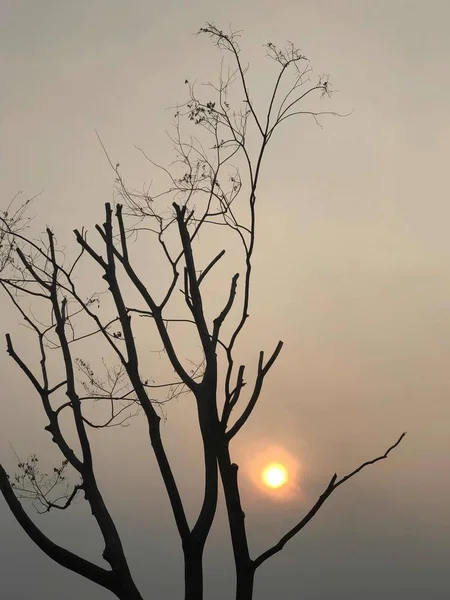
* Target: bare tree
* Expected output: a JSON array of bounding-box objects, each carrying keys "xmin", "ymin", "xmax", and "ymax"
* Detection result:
[{"xmin": 0, "ymin": 24, "xmax": 405, "ymax": 600}]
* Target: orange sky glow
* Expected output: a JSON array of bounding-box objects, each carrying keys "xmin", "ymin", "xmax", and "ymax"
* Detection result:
[{"xmin": 245, "ymin": 444, "xmax": 301, "ymax": 502}]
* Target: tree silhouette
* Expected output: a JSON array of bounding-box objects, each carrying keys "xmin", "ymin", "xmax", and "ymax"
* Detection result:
[{"xmin": 0, "ymin": 24, "xmax": 405, "ymax": 600}]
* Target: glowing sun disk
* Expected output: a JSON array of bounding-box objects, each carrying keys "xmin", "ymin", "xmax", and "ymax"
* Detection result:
[{"xmin": 262, "ymin": 463, "xmax": 288, "ymax": 489}]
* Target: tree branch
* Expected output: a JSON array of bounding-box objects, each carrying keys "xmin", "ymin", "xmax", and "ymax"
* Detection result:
[
  {"xmin": 0, "ymin": 464, "xmax": 116, "ymax": 593},
  {"xmin": 198, "ymin": 249, "xmax": 226, "ymax": 286},
  {"xmin": 227, "ymin": 341, "xmax": 283, "ymax": 439},
  {"xmin": 253, "ymin": 432, "xmax": 406, "ymax": 569}
]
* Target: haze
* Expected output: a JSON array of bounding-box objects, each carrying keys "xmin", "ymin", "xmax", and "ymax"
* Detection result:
[{"xmin": 1, "ymin": 1, "xmax": 450, "ymax": 599}]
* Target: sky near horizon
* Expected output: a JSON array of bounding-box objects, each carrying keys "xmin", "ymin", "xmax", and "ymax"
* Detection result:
[{"xmin": 1, "ymin": 1, "xmax": 450, "ymax": 599}]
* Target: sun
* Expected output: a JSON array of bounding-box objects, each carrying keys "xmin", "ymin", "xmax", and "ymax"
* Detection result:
[{"xmin": 261, "ymin": 463, "xmax": 288, "ymax": 489}]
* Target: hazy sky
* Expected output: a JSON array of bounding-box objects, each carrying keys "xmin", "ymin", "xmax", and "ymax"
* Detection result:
[{"xmin": 1, "ymin": 1, "xmax": 450, "ymax": 599}]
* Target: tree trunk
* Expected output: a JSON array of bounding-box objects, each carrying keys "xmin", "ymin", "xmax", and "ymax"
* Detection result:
[
  {"xmin": 184, "ymin": 550, "xmax": 203, "ymax": 600},
  {"xmin": 112, "ymin": 581, "xmax": 144, "ymax": 600},
  {"xmin": 236, "ymin": 569, "xmax": 255, "ymax": 600},
  {"xmin": 216, "ymin": 442, "xmax": 254, "ymax": 600}
]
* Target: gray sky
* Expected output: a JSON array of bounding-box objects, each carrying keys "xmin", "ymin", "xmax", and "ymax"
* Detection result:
[{"xmin": 1, "ymin": 1, "xmax": 450, "ymax": 599}]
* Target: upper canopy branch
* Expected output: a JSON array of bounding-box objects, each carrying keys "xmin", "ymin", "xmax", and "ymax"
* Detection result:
[{"xmin": 226, "ymin": 341, "xmax": 283, "ymax": 439}]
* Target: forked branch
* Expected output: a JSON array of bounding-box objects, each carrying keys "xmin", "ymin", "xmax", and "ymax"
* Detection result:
[{"xmin": 226, "ymin": 341, "xmax": 283, "ymax": 439}]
